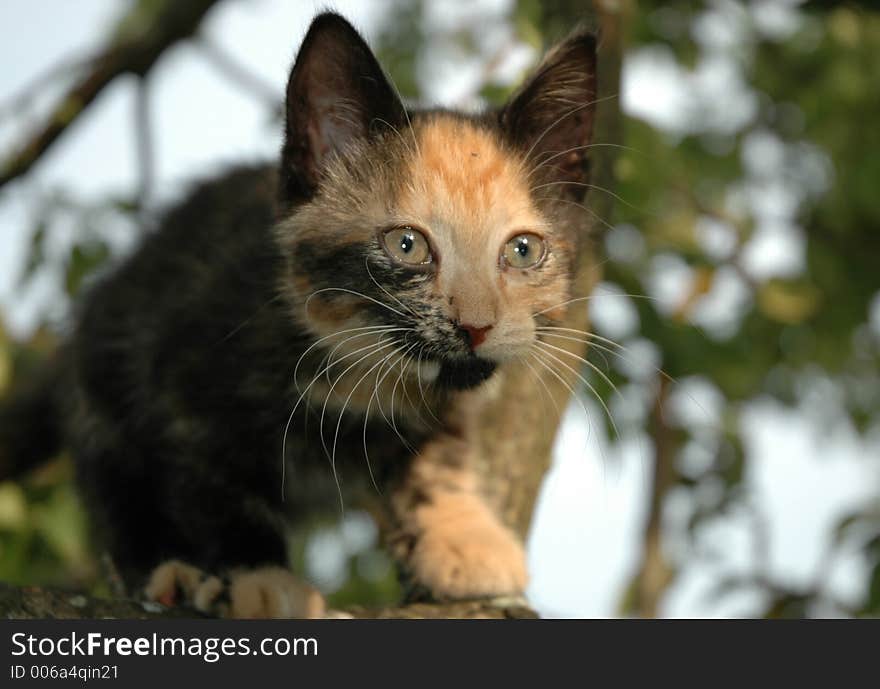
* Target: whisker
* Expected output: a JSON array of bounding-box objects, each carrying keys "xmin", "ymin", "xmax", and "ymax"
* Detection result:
[
  {"xmin": 519, "ymin": 352, "xmax": 561, "ymax": 427},
  {"xmin": 382, "ymin": 71, "xmax": 422, "ymax": 160},
  {"xmin": 369, "ymin": 344, "xmax": 419, "ymax": 453},
  {"xmin": 362, "ymin": 344, "xmax": 417, "ymax": 494},
  {"xmin": 534, "ymin": 327, "xmax": 610, "ymax": 369},
  {"xmin": 361, "ymin": 350, "xmax": 400, "ymax": 494},
  {"xmin": 322, "ymin": 326, "xmax": 412, "ymax": 385},
  {"xmin": 531, "ymin": 179, "xmax": 641, "ymax": 214},
  {"xmin": 317, "ymin": 339, "xmax": 411, "ymax": 513},
  {"xmin": 537, "ymin": 194, "xmax": 615, "ymax": 233},
  {"xmin": 331, "ymin": 345, "xmax": 406, "ymax": 498},
  {"xmin": 371, "ymin": 116, "xmax": 417, "ymax": 160},
  {"xmin": 389, "ymin": 344, "xmax": 419, "ymax": 438},
  {"xmin": 525, "ymin": 142, "xmax": 641, "ymax": 185},
  {"xmin": 364, "ymin": 256, "xmax": 418, "ymax": 317},
  {"xmin": 536, "ymin": 337, "xmax": 621, "ymax": 403},
  {"xmin": 317, "ymin": 339, "xmax": 405, "ymax": 468},
  {"xmin": 522, "ymin": 94, "xmax": 618, "ymax": 165},
  {"xmin": 534, "ymin": 339, "xmax": 622, "ymax": 443},
  {"xmin": 537, "ymin": 326, "xmax": 679, "ymax": 384},
  {"xmin": 395, "ymin": 348, "xmax": 430, "ymax": 430},
  {"xmin": 281, "ymin": 337, "xmax": 397, "ymax": 500},
  {"xmin": 529, "ymin": 348, "xmax": 599, "ymax": 457},
  {"xmin": 292, "ymin": 324, "xmax": 399, "ymax": 393},
  {"xmin": 531, "ymin": 291, "xmax": 669, "ymax": 319},
  {"xmin": 214, "ymin": 294, "xmax": 283, "ymax": 345},
  {"xmin": 536, "ymin": 326, "xmax": 716, "ymax": 432},
  {"xmin": 305, "ymin": 286, "xmax": 409, "ymax": 319},
  {"xmin": 415, "ymin": 344, "xmax": 443, "ymax": 427},
  {"xmin": 531, "ymin": 346, "xmax": 614, "ymax": 481}
]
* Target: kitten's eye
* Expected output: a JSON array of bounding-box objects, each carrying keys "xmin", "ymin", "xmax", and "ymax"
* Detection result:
[
  {"xmin": 502, "ymin": 233, "xmax": 545, "ymax": 269},
  {"xmin": 383, "ymin": 227, "xmax": 432, "ymax": 265}
]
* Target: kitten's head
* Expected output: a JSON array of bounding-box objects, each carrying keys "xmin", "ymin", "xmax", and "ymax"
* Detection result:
[{"xmin": 277, "ymin": 13, "xmax": 596, "ymax": 391}]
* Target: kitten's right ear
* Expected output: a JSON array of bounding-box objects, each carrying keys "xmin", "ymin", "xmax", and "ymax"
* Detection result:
[
  {"xmin": 499, "ymin": 31, "xmax": 597, "ymax": 195},
  {"xmin": 279, "ymin": 13, "xmax": 406, "ymax": 205}
]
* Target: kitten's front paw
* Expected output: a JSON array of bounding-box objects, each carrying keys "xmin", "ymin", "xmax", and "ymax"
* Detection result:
[
  {"xmin": 226, "ymin": 567, "xmax": 325, "ymax": 619},
  {"xmin": 407, "ymin": 493, "xmax": 528, "ymax": 600},
  {"xmin": 145, "ymin": 561, "xmax": 325, "ymax": 618},
  {"xmin": 144, "ymin": 559, "xmax": 206, "ymax": 608}
]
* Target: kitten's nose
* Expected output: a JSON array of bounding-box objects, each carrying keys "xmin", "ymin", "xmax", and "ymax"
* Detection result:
[{"xmin": 458, "ymin": 323, "xmax": 493, "ymax": 350}]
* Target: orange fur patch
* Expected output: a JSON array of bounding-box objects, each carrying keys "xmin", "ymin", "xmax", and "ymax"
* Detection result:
[
  {"xmin": 394, "ymin": 117, "xmax": 549, "ymax": 333},
  {"xmin": 407, "ymin": 490, "xmax": 528, "ymax": 598},
  {"xmin": 389, "ymin": 116, "xmax": 570, "ymax": 355},
  {"xmin": 399, "ymin": 117, "xmax": 541, "ymax": 254},
  {"xmin": 307, "ymin": 294, "xmax": 359, "ymax": 326}
]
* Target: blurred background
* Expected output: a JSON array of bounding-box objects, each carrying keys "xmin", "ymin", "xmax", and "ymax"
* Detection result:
[{"xmin": 0, "ymin": 0, "xmax": 878, "ymax": 618}]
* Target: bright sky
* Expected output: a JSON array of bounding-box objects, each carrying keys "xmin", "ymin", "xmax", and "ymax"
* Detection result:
[{"xmin": 0, "ymin": 0, "xmax": 877, "ymax": 617}]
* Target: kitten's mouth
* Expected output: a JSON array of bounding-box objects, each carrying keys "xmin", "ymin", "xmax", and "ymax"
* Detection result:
[{"xmin": 435, "ymin": 357, "xmax": 497, "ymax": 390}]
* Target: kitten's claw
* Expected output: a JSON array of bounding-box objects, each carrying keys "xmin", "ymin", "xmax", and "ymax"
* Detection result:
[{"xmin": 145, "ymin": 560, "xmax": 325, "ymax": 618}]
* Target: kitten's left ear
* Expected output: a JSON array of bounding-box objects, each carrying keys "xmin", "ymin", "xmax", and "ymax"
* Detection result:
[
  {"xmin": 279, "ymin": 13, "xmax": 406, "ymax": 205},
  {"xmin": 500, "ymin": 31, "xmax": 597, "ymax": 194}
]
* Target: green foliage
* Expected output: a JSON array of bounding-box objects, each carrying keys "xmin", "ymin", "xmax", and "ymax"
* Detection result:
[
  {"xmin": 0, "ymin": 460, "xmax": 94, "ymax": 589},
  {"xmin": 373, "ymin": 0, "xmax": 427, "ymax": 100},
  {"xmin": 595, "ymin": 2, "xmax": 880, "ymax": 617}
]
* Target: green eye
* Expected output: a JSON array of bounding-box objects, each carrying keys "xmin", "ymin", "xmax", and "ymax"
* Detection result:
[
  {"xmin": 383, "ymin": 227, "xmax": 432, "ymax": 265},
  {"xmin": 503, "ymin": 233, "xmax": 545, "ymax": 269}
]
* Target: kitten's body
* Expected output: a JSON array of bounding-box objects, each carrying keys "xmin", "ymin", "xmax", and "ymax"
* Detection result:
[
  {"xmin": 0, "ymin": 13, "xmax": 597, "ymax": 617},
  {"xmin": 68, "ymin": 164, "xmax": 401, "ymax": 571}
]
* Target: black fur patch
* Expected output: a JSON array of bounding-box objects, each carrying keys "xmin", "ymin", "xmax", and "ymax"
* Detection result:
[{"xmin": 435, "ymin": 357, "xmax": 497, "ymax": 390}]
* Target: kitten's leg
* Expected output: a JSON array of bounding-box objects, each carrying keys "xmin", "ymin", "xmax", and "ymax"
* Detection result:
[
  {"xmin": 388, "ymin": 434, "xmax": 528, "ymax": 600},
  {"xmin": 139, "ymin": 478, "xmax": 326, "ymax": 618},
  {"xmin": 76, "ymin": 440, "xmax": 325, "ymax": 618}
]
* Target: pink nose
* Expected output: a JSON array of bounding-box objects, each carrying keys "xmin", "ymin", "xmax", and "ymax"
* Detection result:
[{"xmin": 459, "ymin": 323, "xmax": 492, "ymax": 349}]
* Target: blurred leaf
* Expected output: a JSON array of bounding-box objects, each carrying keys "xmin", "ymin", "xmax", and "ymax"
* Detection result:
[
  {"xmin": 65, "ymin": 242, "xmax": 110, "ymax": 297},
  {"xmin": 866, "ymin": 560, "xmax": 880, "ymax": 614},
  {"xmin": 479, "ymin": 82, "xmax": 515, "ymax": 106},
  {"xmin": 513, "ymin": 0, "xmax": 543, "ymax": 50},
  {"xmin": 765, "ymin": 592, "xmax": 812, "ymax": 619},
  {"xmin": 757, "ymin": 280, "xmax": 822, "ymax": 325},
  {"xmin": 18, "ymin": 220, "xmax": 47, "ymax": 289},
  {"xmin": 0, "ymin": 483, "xmax": 27, "ymax": 529}
]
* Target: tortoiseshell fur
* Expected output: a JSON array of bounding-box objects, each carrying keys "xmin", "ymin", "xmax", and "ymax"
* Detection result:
[{"xmin": 0, "ymin": 12, "xmax": 597, "ymax": 617}]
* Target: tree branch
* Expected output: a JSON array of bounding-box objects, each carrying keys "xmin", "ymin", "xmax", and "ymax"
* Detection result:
[
  {"xmin": 622, "ymin": 375, "xmax": 677, "ymax": 618},
  {"xmin": 195, "ymin": 37, "xmax": 283, "ymax": 114},
  {"xmin": 0, "ymin": 0, "xmax": 222, "ymax": 192},
  {"xmin": 0, "ymin": 583, "xmax": 537, "ymax": 620},
  {"xmin": 133, "ymin": 75, "xmax": 154, "ymax": 224}
]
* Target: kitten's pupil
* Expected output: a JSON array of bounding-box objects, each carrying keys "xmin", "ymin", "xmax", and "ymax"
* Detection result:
[
  {"xmin": 400, "ymin": 233, "xmax": 414, "ymax": 253},
  {"xmin": 515, "ymin": 238, "xmax": 530, "ymax": 257}
]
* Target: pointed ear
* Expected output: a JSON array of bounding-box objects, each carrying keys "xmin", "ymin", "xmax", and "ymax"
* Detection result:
[
  {"xmin": 500, "ymin": 32, "xmax": 597, "ymax": 195},
  {"xmin": 279, "ymin": 13, "xmax": 406, "ymax": 204}
]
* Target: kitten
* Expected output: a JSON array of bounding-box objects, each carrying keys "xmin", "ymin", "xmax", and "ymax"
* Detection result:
[{"xmin": 0, "ymin": 12, "xmax": 596, "ymax": 617}]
